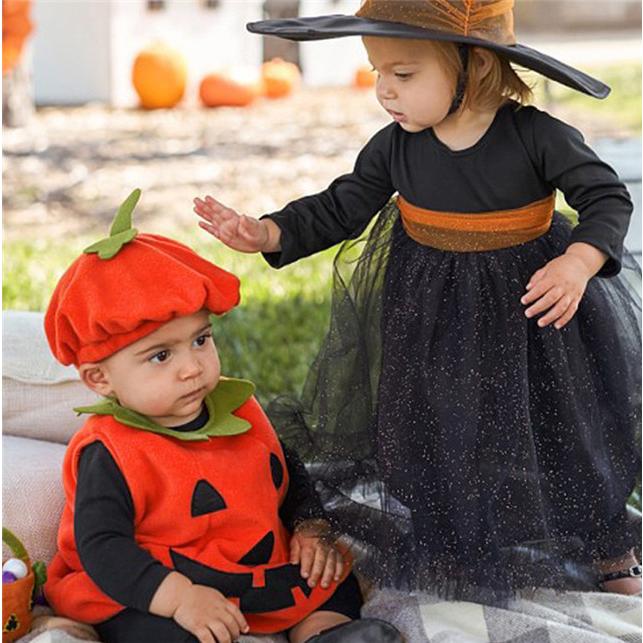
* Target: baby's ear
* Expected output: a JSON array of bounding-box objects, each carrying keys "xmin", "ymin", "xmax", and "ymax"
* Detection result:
[{"xmin": 78, "ymin": 363, "xmax": 113, "ymax": 396}]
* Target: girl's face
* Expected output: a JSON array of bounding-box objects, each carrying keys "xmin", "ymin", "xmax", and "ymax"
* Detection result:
[{"xmin": 363, "ymin": 36, "xmax": 456, "ymax": 133}]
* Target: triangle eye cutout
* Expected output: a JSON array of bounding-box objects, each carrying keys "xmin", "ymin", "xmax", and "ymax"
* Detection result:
[
  {"xmin": 238, "ymin": 531, "xmax": 275, "ymax": 566},
  {"xmin": 270, "ymin": 453, "xmax": 284, "ymax": 489},
  {"xmin": 191, "ymin": 479, "xmax": 227, "ymax": 517}
]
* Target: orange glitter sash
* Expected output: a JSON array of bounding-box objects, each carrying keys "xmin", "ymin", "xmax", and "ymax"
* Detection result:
[{"xmin": 398, "ymin": 193, "xmax": 555, "ymax": 251}]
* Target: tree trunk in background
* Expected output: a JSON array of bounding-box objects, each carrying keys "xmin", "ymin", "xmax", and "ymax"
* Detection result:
[
  {"xmin": 262, "ymin": 0, "xmax": 300, "ymax": 67},
  {"xmin": 3, "ymin": 51, "xmax": 34, "ymax": 128}
]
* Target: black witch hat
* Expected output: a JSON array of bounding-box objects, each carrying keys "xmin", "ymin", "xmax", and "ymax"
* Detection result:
[{"xmin": 247, "ymin": 0, "xmax": 609, "ymax": 99}]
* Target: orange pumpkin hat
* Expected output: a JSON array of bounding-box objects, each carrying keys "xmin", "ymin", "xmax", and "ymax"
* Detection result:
[{"xmin": 45, "ymin": 189, "xmax": 240, "ymax": 367}]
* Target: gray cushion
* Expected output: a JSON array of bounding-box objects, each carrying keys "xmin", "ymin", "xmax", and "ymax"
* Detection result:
[{"xmin": 3, "ymin": 435, "xmax": 66, "ymax": 566}]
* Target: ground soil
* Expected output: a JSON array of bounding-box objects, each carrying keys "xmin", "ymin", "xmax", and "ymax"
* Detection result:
[{"xmin": 2, "ymin": 87, "xmax": 632, "ymax": 242}]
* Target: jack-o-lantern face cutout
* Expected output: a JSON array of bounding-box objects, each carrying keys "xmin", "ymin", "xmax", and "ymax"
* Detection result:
[
  {"xmin": 270, "ymin": 453, "xmax": 284, "ymax": 488},
  {"xmin": 173, "ymin": 450, "xmax": 310, "ymax": 613},
  {"xmin": 238, "ymin": 532, "xmax": 275, "ymax": 566},
  {"xmin": 191, "ymin": 480, "xmax": 227, "ymax": 516},
  {"xmin": 170, "ymin": 550, "xmax": 313, "ymax": 613}
]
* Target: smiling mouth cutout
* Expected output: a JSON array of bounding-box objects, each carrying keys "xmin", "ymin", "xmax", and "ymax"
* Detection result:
[
  {"xmin": 172, "ymin": 460, "xmax": 314, "ymax": 613},
  {"xmin": 170, "ymin": 548, "xmax": 313, "ymax": 612}
]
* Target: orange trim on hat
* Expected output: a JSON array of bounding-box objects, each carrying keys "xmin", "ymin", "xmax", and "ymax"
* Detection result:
[
  {"xmin": 356, "ymin": 0, "xmax": 516, "ymax": 45},
  {"xmin": 397, "ymin": 192, "xmax": 555, "ymax": 251}
]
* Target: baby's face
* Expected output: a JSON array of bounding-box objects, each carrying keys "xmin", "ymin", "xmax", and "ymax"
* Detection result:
[
  {"xmin": 99, "ymin": 310, "xmax": 220, "ymax": 427},
  {"xmin": 363, "ymin": 36, "xmax": 455, "ymax": 133}
]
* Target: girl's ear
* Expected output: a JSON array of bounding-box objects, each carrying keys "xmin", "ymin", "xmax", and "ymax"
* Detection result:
[
  {"xmin": 472, "ymin": 47, "xmax": 494, "ymax": 77},
  {"xmin": 78, "ymin": 363, "xmax": 114, "ymax": 396}
]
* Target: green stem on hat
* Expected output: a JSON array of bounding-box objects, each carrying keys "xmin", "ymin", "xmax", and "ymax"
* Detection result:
[
  {"xmin": 110, "ymin": 188, "xmax": 141, "ymax": 235},
  {"xmin": 83, "ymin": 188, "xmax": 141, "ymax": 260}
]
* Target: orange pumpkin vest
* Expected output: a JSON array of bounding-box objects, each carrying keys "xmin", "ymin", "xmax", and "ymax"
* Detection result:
[{"xmin": 44, "ymin": 396, "xmax": 351, "ymax": 633}]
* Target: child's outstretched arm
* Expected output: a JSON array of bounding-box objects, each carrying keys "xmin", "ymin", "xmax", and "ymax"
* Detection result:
[
  {"xmin": 194, "ymin": 196, "xmax": 282, "ymax": 254},
  {"xmin": 195, "ymin": 126, "xmax": 395, "ymax": 267}
]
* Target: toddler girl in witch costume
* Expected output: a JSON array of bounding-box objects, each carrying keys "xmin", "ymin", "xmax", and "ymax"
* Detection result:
[
  {"xmin": 43, "ymin": 190, "xmax": 403, "ymax": 643},
  {"xmin": 194, "ymin": 0, "xmax": 642, "ymax": 604}
]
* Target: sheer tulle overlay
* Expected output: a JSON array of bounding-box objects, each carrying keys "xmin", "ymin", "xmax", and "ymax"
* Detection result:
[{"xmin": 268, "ymin": 201, "xmax": 642, "ymax": 604}]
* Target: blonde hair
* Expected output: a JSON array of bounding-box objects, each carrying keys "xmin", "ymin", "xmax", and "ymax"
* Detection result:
[{"xmin": 429, "ymin": 40, "xmax": 533, "ymax": 111}]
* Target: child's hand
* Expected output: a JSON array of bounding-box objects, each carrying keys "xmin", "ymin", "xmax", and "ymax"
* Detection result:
[
  {"xmin": 172, "ymin": 584, "xmax": 249, "ymax": 643},
  {"xmin": 290, "ymin": 519, "xmax": 344, "ymax": 589},
  {"xmin": 193, "ymin": 196, "xmax": 270, "ymax": 253},
  {"xmin": 521, "ymin": 252, "xmax": 593, "ymax": 330}
]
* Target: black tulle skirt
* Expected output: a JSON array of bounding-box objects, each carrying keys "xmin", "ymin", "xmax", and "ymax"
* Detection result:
[{"xmin": 268, "ymin": 201, "xmax": 642, "ymax": 605}]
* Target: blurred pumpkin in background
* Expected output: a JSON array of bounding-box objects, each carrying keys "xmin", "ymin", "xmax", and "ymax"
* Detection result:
[
  {"xmin": 2, "ymin": 0, "xmax": 33, "ymax": 75},
  {"xmin": 353, "ymin": 64, "xmax": 377, "ymax": 89},
  {"xmin": 132, "ymin": 43, "xmax": 187, "ymax": 109},
  {"xmin": 199, "ymin": 69, "xmax": 262, "ymax": 108},
  {"xmin": 261, "ymin": 58, "xmax": 301, "ymax": 99}
]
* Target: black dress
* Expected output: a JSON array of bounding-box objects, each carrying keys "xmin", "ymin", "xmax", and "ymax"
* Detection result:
[{"xmin": 262, "ymin": 101, "xmax": 641, "ymax": 604}]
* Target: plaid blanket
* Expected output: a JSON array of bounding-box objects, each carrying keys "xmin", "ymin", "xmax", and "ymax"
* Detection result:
[
  {"xmin": 23, "ymin": 588, "xmax": 640, "ymax": 643},
  {"xmin": 362, "ymin": 588, "xmax": 642, "ymax": 642}
]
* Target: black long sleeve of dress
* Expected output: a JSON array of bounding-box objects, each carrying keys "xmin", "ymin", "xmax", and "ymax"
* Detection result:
[
  {"xmin": 262, "ymin": 124, "xmax": 396, "ymax": 268},
  {"xmin": 74, "ymin": 438, "xmax": 325, "ymax": 611},
  {"xmin": 262, "ymin": 102, "xmax": 632, "ymax": 277},
  {"xmin": 514, "ymin": 107, "xmax": 632, "ymax": 277}
]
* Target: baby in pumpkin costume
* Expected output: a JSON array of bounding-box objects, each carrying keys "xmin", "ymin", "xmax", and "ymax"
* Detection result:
[{"xmin": 43, "ymin": 190, "xmax": 402, "ymax": 643}]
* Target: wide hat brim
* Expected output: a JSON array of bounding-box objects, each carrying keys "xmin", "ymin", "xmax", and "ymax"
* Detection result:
[{"xmin": 247, "ymin": 15, "xmax": 609, "ymax": 99}]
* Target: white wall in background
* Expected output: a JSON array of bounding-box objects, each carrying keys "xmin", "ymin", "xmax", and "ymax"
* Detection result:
[
  {"xmin": 32, "ymin": 0, "xmax": 263, "ymax": 107},
  {"xmin": 299, "ymin": 0, "xmax": 370, "ymax": 87},
  {"xmin": 33, "ymin": 0, "xmax": 112, "ymax": 104}
]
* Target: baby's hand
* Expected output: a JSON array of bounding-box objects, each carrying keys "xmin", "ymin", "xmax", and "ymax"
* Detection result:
[
  {"xmin": 193, "ymin": 196, "xmax": 269, "ymax": 253},
  {"xmin": 172, "ymin": 584, "xmax": 248, "ymax": 643},
  {"xmin": 290, "ymin": 519, "xmax": 344, "ymax": 589},
  {"xmin": 521, "ymin": 253, "xmax": 592, "ymax": 330}
]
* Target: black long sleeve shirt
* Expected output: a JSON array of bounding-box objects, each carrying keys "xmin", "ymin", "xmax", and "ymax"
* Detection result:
[
  {"xmin": 263, "ymin": 101, "xmax": 632, "ymax": 277},
  {"xmin": 74, "ymin": 406, "xmax": 325, "ymax": 613}
]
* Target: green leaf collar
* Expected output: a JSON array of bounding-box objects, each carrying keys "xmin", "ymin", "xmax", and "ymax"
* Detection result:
[{"xmin": 74, "ymin": 377, "xmax": 255, "ymax": 441}]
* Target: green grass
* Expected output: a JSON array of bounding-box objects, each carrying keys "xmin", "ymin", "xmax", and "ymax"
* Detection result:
[
  {"xmin": 530, "ymin": 62, "xmax": 642, "ymax": 132},
  {"xmin": 4, "ymin": 62, "xmax": 640, "ymax": 402},
  {"xmin": 3, "ymin": 234, "xmax": 336, "ymax": 405}
]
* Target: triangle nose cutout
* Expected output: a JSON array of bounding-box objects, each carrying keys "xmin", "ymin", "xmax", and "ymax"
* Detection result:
[
  {"xmin": 238, "ymin": 531, "xmax": 275, "ymax": 566},
  {"xmin": 191, "ymin": 479, "xmax": 227, "ymax": 517}
]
